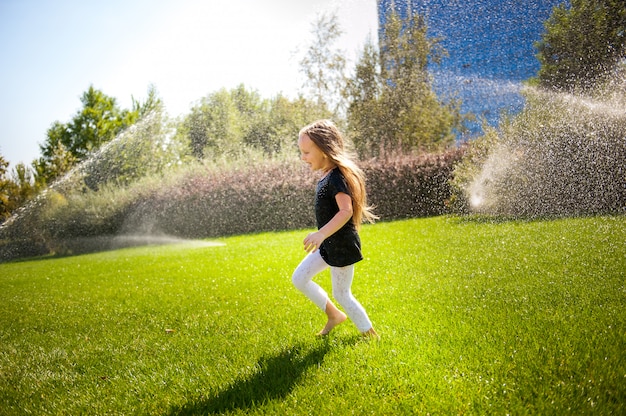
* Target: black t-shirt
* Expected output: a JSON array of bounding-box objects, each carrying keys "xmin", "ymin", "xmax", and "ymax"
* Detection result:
[{"xmin": 315, "ymin": 168, "xmax": 363, "ymax": 267}]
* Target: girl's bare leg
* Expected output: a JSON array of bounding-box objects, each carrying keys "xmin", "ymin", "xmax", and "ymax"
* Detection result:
[{"xmin": 317, "ymin": 300, "xmax": 347, "ymax": 336}]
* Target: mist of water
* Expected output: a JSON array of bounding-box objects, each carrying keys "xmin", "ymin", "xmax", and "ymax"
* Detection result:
[
  {"xmin": 50, "ymin": 234, "xmax": 225, "ymax": 257},
  {"xmin": 0, "ymin": 111, "xmax": 225, "ymax": 261},
  {"xmin": 467, "ymin": 78, "xmax": 626, "ymax": 218}
]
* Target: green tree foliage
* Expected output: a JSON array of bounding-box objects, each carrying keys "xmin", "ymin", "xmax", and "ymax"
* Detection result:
[
  {"xmin": 179, "ymin": 85, "xmax": 319, "ymax": 160},
  {"xmin": 81, "ymin": 106, "xmax": 179, "ymax": 191},
  {"xmin": 346, "ymin": 11, "xmax": 463, "ymax": 158},
  {"xmin": 243, "ymin": 95, "xmax": 319, "ymax": 155},
  {"xmin": 11, "ymin": 163, "xmax": 36, "ymax": 206},
  {"xmin": 181, "ymin": 87, "xmax": 249, "ymax": 160},
  {"xmin": 0, "ymin": 154, "xmax": 17, "ymax": 222},
  {"xmin": 42, "ymin": 85, "xmax": 135, "ymax": 161},
  {"xmin": 132, "ymin": 83, "xmax": 162, "ymax": 118},
  {"xmin": 0, "ymin": 154, "xmax": 38, "ymax": 223},
  {"xmin": 33, "ymin": 139, "xmax": 77, "ymax": 188},
  {"xmin": 536, "ymin": 0, "xmax": 626, "ymax": 92},
  {"xmin": 299, "ymin": 12, "xmax": 347, "ymax": 116},
  {"xmin": 35, "ymin": 85, "xmax": 161, "ymax": 187}
]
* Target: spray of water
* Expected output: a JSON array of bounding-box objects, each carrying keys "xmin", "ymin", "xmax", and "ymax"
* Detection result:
[
  {"xmin": 2, "ymin": 111, "xmax": 162, "ymax": 229},
  {"xmin": 51, "ymin": 234, "xmax": 225, "ymax": 257},
  {"xmin": 467, "ymin": 78, "xmax": 626, "ymax": 218},
  {"xmin": 468, "ymin": 144, "xmax": 517, "ymax": 212},
  {"xmin": 0, "ymin": 111, "xmax": 223, "ymax": 261}
]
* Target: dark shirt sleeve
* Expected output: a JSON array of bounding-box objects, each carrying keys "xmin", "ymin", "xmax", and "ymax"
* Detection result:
[{"xmin": 328, "ymin": 170, "xmax": 350, "ymax": 197}]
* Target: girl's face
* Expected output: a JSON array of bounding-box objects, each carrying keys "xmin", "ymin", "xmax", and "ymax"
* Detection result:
[{"xmin": 298, "ymin": 133, "xmax": 332, "ymax": 172}]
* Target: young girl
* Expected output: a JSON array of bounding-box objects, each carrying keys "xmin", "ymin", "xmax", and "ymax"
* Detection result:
[{"xmin": 292, "ymin": 119, "xmax": 379, "ymax": 338}]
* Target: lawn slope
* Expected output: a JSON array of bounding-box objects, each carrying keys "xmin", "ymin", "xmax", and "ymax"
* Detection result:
[{"xmin": 0, "ymin": 216, "xmax": 624, "ymax": 415}]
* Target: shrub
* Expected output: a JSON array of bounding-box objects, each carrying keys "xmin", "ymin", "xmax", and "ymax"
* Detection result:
[
  {"xmin": 119, "ymin": 158, "xmax": 317, "ymax": 238},
  {"xmin": 365, "ymin": 148, "xmax": 465, "ymax": 220},
  {"xmin": 119, "ymin": 148, "xmax": 464, "ymax": 239}
]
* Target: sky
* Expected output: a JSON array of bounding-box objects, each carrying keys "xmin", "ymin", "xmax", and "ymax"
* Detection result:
[{"xmin": 0, "ymin": 0, "xmax": 379, "ymax": 168}]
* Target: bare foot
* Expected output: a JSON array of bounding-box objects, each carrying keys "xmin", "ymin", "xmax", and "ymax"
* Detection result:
[
  {"xmin": 317, "ymin": 311, "xmax": 347, "ymax": 336},
  {"xmin": 361, "ymin": 327, "xmax": 379, "ymax": 339}
]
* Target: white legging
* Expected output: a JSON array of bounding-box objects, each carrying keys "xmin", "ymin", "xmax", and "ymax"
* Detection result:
[{"xmin": 292, "ymin": 250, "xmax": 373, "ymax": 332}]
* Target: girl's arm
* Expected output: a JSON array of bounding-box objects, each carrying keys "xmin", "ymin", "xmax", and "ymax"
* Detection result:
[{"xmin": 303, "ymin": 192, "xmax": 353, "ymax": 253}]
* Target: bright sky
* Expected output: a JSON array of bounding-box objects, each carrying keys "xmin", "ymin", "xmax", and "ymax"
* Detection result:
[{"xmin": 0, "ymin": 0, "xmax": 378, "ymax": 168}]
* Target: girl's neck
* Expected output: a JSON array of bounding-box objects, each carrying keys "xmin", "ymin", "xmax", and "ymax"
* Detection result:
[{"xmin": 321, "ymin": 163, "xmax": 336, "ymax": 178}]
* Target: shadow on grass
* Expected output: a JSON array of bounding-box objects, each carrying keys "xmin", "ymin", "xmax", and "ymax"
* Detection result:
[{"xmin": 169, "ymin": 337, "xmax": 358, "ymax": 415}]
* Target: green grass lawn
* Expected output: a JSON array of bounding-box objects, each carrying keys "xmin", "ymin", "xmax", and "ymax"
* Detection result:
[{"xmin": 0, "ymin": 216, "xmax": 624, "ymax": 415}]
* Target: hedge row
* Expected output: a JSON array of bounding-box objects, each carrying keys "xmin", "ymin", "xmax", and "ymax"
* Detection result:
[
  {"xmin": 119, "ymin": 148, "xmax": 465, "ymax": 240},
  {"xmin": 0, "ymin": 148, "xmax": 463, "ymax": 261}
]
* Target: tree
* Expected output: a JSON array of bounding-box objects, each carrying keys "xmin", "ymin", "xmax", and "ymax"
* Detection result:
[
  {"xmin": 0, "ymin": 150, "xmax": 46, "ymax": 222},
  {"xmin": 243, "ymin": 94, "xmax": 320, "ymax": 155},
  {"xmin": 299, "ymin": 12, "xmax": 347, "ymax": 116},
  {"xmin": 0, "ymin": 154, "xmax": 17, "ymax": 222},
  {"xmin": 35, "ymin": 85, "xmax": 161, "ymax": 186},
  {"xmin": 51, "ymin": 86, "xmax": 135, "ymax": 160},
  {"xmin": 182, "ymin": 88, "xmax": 247, "ymax": 160},
  {"xmin": 11, "ymin": 163, "xmax": 36, "ymax": 205},
  {"xmin": 81, "ymin": 105, "xmax": 178, "ymax": 191},
  {"xmin": 132, "ymin": 83, "xmax": 163, "ymax": 118},
  {"xmin": 536, "ymin": 0, "xmax": 626, "ymax": 92},
  {"xmin": 346, "ymin": 10, "xmax": 462, "ymax": 157},
  {"xmin": 33, "ymin": 134, "xmax": 78, "ymax": 188},
  {"xmin": 180, "ymin": 85, "xmax": 323, "ymax": 160},
  {"xmin": 0, "ymin": 157, "xmax": 36, "ymax": 222},
  {"xmin": 345, "ymin": 38, "xmax": 385, "ymax": 154}
]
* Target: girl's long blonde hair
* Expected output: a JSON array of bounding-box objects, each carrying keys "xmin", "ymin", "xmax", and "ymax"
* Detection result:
[{"xmin": 299, "ymin": 119, "xmax": 378, "ymax": 229}]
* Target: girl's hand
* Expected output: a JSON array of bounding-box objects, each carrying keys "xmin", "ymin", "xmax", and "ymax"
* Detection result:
[{"xmin": 303, "ymin": 231, "xmax": 326, "ymax": 253}]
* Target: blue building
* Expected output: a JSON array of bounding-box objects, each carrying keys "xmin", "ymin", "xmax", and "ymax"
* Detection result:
[{"xmin": 377, "ymin": 0, "xmax": 564, "ymax": 136}]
